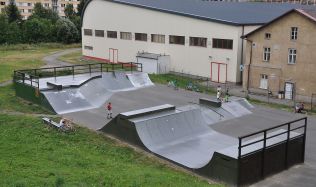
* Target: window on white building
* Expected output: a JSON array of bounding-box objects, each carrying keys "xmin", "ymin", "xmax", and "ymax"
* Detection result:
[
  {"xmin": 263, "ymin": 47, "xmax": 271, "ymax": 62},
  {"xmin": 291, "ymin": 27, "xmax": 298, "ymax": 40},
  {"xmin": 107, "ymin": 31, "xmax": 117, "ymax": 38},
  {"xmin": 212, "ymin": 38, "xmax": 233, "ymax": 49},
  {"xmin": 84, "ymin": 46, "xmax": 93, "ymax": 50},
  {"xmin": 83, "ymin": 29, "xmax": 93, "ymax": 36},
  {"xmin": 288, "ymin": 49, "xmax": 297, "ymax": 64},
  {"xmin": 169, "ymin": 35, "xmax": 185, "ymax": 45},
  {"xmin": 120, "ymin": 32, "xmax": 132, "ymax": 40},
  {"xmin": 259, "ymin": 74, "xmax": 268, "ymax": 89},
  {"xmin": 189, "ymin": 37, "xmax": 207, "ymax": 47},
  {"xmin": 27, "ymin": 3, "xmax": 32, "ymax": 6},
  {"xmin": 28, "ymin": 9, "xmax": 32, "ymax": 13},
  {"xmin": 95, "ymin": 30, "xmax": 104, "ymax": 37},
  {"xmin": 135, "ymin": 33, "xmax": 147, "ymax": 41},
  {"xmin": 151, "ymin": 34, "xmax": 165, "ymax": 43}
]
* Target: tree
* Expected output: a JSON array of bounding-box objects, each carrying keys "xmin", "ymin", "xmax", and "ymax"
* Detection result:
[
  {"xmin": 0, "ymin": 14, "xmax": 9, "ymax": 44},
  {"xmin": 5, "ymin": 0, "xmax": 22, "ymax": 23},
  {"xmin": 23, "ymin": 18, "xmax": 52, "ymax": 43},
  {"xmin": 64, "ymin": 4, "xmax": 76, "ymax": 19},
  {"xmin": 56, "ymin": 18, "xmax": 79, "ymax": 44},
  {"xmin": 29, "ymin": 3, "xmax": 59, "ymax": 23},
  {"xmin": 77, "ymin": 0, "xmax": 86, "ymax": 16}
]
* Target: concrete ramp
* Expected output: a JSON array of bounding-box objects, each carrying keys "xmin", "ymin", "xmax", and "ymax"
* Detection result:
[
  {"xmin": 41, "ymin": 72, "xmax": 153, "ymax": 114},
  {"xmin": 127, "ymin": 72, "xmax": 154, "ymax": 88}
]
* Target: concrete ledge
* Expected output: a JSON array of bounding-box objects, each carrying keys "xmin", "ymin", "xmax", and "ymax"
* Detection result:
[
  {"xmin": 199, "ymin": 98, "xmax": 221, "ymax": 107},
  {"xmin": 120, "ymin": 104, "xmax": 176, "ymax": 119}
]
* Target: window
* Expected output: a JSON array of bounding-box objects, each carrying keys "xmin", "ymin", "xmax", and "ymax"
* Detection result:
[
  {"xmin": 84, "ymin": 46, "xmax": 93, "ymax": 50},
  {"xmin": 44, "ymin": 3, "xmax": 49, "ymax": 7},
  {"xmin": 107, "ymin": 31, "xmax": 117, "ymax": 38},
  {"xmin": 28, "ymin": 9, "xmax": 32, "ymax": 13},
  {"xmin": 61, "ymin": 4, "xmax": 65, "ymax": 7},
  {"xmin": 189, "ymin": 37, "xmax": 207, "ymax": 47},
  {"xmin": 169, "ymin": 35, "xmax": 185, "ymax": 45},
  {"xmin": 151, "ymin": 34, "xmax": 165, "ymax": 43},
  {"xmin": 0, "ymin": 2, "xmax": 5, "ymax": 5},
  {"xmin": 263, "ymin": 47, "xmax": 271, "ymax": 62},
  {"xmin": 95, "ymin": 30, "xmax": 104, "ymax": 37},
  {"xmin": 84, "ymin": 29, "xmax": 93, "ymax": 36},
  {"xmin": 288, "ymin": 49, "xmax": 297, "ymax": 64},
  {"xmin": 212, "ymin": 38, "xmax": 233, "ymax": 49},
  {"xmin": 27, "ymin": 3, "xmax": 32, "ymax": 6},
  {"xmin": 120, "ymin": 32, "xmax": 132, "ymax": 40},
  {"xmin": 260, "ymin": 74, "xmax": 268, "ymax": 89},
  {"xmin": 265, "ymin": 33, "xmax": 271, "ymax": 39},
  {"xmin": 291, "ymin": 27, "xmax": 298, "ymax": 40},
  {"xmin": 135, "ymin": 33, "xmax": 147, "ymax": 41}
]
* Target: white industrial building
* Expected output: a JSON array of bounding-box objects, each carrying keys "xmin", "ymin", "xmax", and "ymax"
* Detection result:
[{"xmin": 81, "ymin": 0, "xmax": 303, "ymax": 83}]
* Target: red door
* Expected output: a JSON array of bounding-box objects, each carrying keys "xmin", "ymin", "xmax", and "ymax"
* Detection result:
[{"xmin": 210, "ymin": 62, "xmax": 227, "ymax": 83}]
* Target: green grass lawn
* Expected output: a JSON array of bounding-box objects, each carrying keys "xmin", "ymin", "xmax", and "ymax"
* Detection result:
[
  {"xmin": 0, "ymin": 84, "xmax": 51, "ymax": 114},
  {"xmin": 149, "ymin": 74, "xmax": 216, "ymax": 94},
  {"xmin": 0, "ymin": 114, "xmax": 218, "ymax": 187},
  {"xmin": 58, "ymin": 50, "xmax": 85, "ymax": 65},
  {"xmin": 0, "ymin": 43, "xmax": 80, "ymax": 83}
]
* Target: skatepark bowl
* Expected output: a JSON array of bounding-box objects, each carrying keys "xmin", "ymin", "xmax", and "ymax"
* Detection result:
[{"xmin": 13, "ymin": 64, "xmax": 307, "ymax": 186}]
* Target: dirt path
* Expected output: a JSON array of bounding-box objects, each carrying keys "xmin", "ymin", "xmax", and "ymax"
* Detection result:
[{"xmin": 41, "ymin": 48, "xmax": 81, "ymax": 68}]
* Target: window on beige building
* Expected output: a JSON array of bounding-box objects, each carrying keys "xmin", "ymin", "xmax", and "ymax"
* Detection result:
[
  {"xmin": 265, "ymin": 33, "xmax": 271, "ymax": 39},
  {"xmin": 95, "ymin": 30, "xmax": 104, "ymax": 37},
  {"xmin": 263, "ymin": 47, "xmax": 271, "ymax": 62},
  {"xmin": 120, "ymin": 32, "xmax": 132, "ymax": 40},
  {"xmin": 84, "ymin": 29, "xmax": 93, "ymax": 36},
  {"xmin": 260, "ymin": 74, "xmax": 268, "ymax": 89},
  {"xmin": 135, "ymin": 33, "xmax": 147, "ymax": 41},
  {"xmin": 0, "ymin": 2, "xmax": 5, "ymax": 5},
  {"xmin": 189, "ymin": 37, "xmax": 207, "ymax": 47},
  {"xmin": 107, "ymin": 31, "xmax": 117, "ymax": 38},
  {"xmin": 288, "ymin": 49, "xmax": 297, "ymax": 64},
  {"xmin": 28, "ymin": 9, "xmax": 32, "ymax": 13},
  {"xmin": 151, "ymin": 34, "xmax": 165, "ymax": 43},
  {"xmin": 291, "ymin": 27, "xmax": 298, "ymax": 40},
  {"xmin": 169, "ymin": 35, "xmax": 185, "ymax": 45}
]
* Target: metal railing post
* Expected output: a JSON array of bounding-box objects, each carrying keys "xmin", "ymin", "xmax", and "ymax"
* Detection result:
[
  {"xmin": 54, "ymin": 67, "xmax": 56, "ymax": 81},
  {"xmin": 130, "ymin": 62, "xmax": 133, "ymax": 73},
  {"xmin": 261, "ymin": 131, "xmax": 267, "ymax": 178},
  {"xmin": 89, "ymin": 64, "xmax": 91, "ymax": 76},
  {"xmin": 72, "ymin": 66, "xmax": 75, "ymax": 79},
  {"xmin": 302, "ymin": 117, "xmax": 307, "ymax": 162},
  {"xmin": 30, "ymin": 75, "xmax": 33, "ymax": 87},
  {"xmin": 285, "ymin": 123, "xmax": 290, "ymax": 169},
  {"xmin": 237, "ymin": 137, "xmax": 242, "ymax": 186}
]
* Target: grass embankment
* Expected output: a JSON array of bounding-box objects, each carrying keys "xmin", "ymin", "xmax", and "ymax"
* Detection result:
[
  {"xmin": 149, "ymin": 73, "xmax": 216, "ymax": 94},
  {"xmin": 0, "ymin": 43, "xmax": 81, "ymax": 83},
  {"xmin": 0, "ymin": 85, "xmax": 218, "ymax": 186},
  {"xmin": 0, "ymin": 114, "xmax": 217, "ymax": 186}
]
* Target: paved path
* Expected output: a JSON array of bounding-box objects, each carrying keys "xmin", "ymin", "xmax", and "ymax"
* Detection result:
[{"xmin": 41, "ymin": 48, "xmax": 81, "ymax": 68}]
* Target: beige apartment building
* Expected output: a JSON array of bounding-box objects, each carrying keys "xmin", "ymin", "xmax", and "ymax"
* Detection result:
[
  {"xmin": 242, "ymin": 8, "xmax": 316, "ymax": 101},
  {"xmin": 0, "ymin": 0, "xmax": 80, "ymax": 19}
]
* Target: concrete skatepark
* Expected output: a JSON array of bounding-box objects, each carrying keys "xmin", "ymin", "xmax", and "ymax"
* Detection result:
[{"xmin": 13, "ymin": 64, "xmax": 315, "ymax": 186}]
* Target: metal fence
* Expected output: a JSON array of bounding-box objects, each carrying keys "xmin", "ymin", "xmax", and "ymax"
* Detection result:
[
  {"xmin": 13, "ymin": 62, "xmax": 143, "ymax": 89},
  {"xmin": 237, "ymin": 117, "xmax": 307, "ymax": 186}
]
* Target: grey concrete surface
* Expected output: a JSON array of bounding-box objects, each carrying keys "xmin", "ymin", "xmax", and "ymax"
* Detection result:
[{"xmin": 64, "ymin": 84, "xmax": 316, "ymax": 187}]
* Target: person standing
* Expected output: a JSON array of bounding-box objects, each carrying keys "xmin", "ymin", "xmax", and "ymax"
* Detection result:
[{"xmin": 106, "ymin": 102, "xmax": 113, "ymax": 119}]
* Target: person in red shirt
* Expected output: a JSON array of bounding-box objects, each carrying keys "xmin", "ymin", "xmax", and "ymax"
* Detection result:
[{"xmin": 106, "ymin": 102, "xmax": 112, "ymax": 119}]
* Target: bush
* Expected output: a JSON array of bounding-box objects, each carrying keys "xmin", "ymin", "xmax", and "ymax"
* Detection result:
[
  {"xmin": 22, "ymin": 18, "xmax": 54, "ymax": 43},
  {"xmin": 56, "ymin": 18, "xmax": 79, "ymax": 44}
]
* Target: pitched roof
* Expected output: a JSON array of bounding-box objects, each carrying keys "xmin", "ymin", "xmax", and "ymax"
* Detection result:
[
  {"xmin": 243, "ymin": 8, "xmax": 316, "ymax": 38},
  {"xmin": 107, "ymin": 0, "xmax": 308, "ymax": 26}
]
